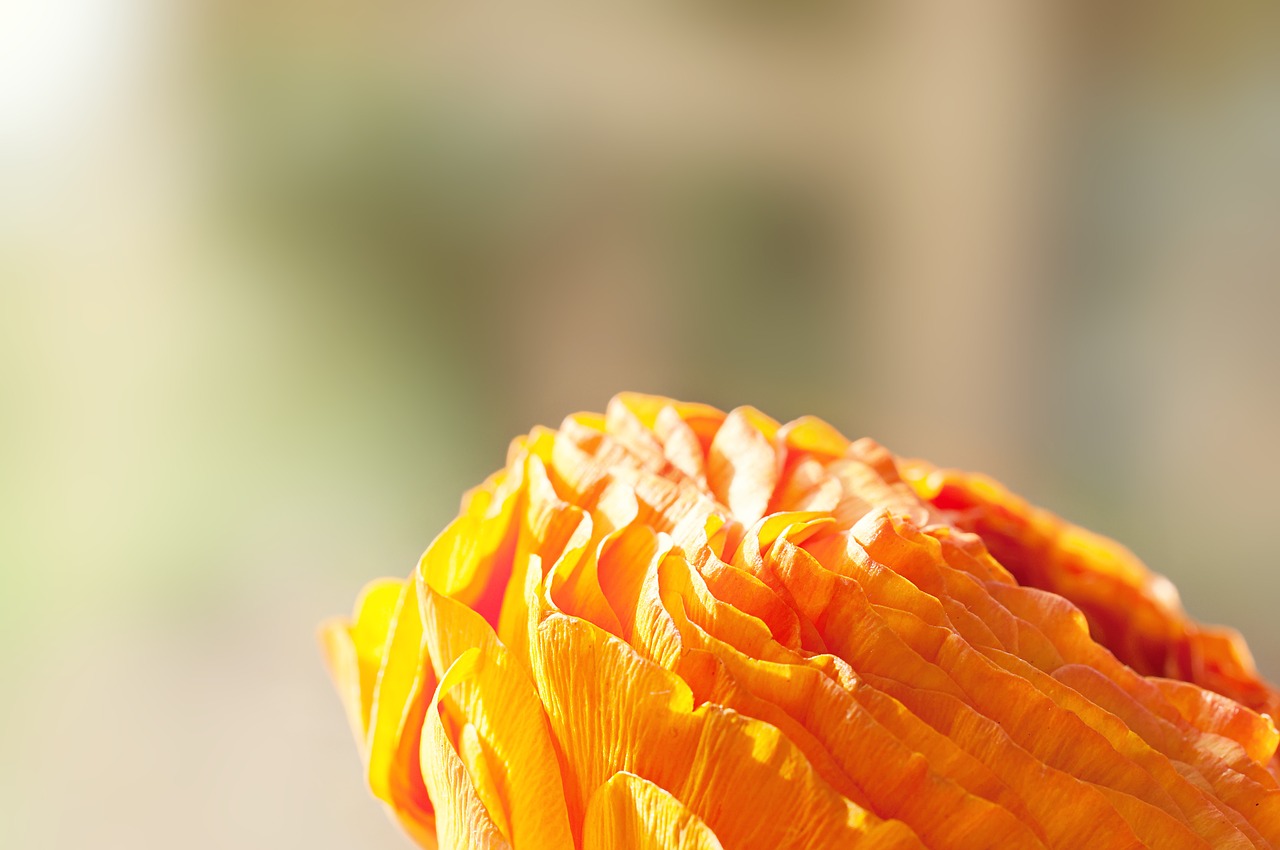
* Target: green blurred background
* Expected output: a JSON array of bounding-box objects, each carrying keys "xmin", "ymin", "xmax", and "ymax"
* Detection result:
[{"xmin": 2, "ymin": 1, "xmax": 1279, "ymax": 847}]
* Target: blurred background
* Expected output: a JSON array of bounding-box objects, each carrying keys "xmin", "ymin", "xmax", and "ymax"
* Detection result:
[{"xmin": 3, "ymin": 0, "xmax": 1280, "ymax": 846}]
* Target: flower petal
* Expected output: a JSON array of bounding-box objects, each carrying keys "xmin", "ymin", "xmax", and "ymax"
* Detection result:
[
  {"xmin": 530, "ymin": 609, "xmax": 926, "ymax": 849},
  {"xmin": 583, "ymin": 772, "xmax": 725, "ymax": 850},
  {"xmin": 417, "ymin": 584, "xmax": 575, "ymax": 850},
  {"xmin": 318, "ymin": 577, "xmax": 404, "ymax": 740},
  {"xmin": 420, "ymin": 648, "xmax": 511, "ymax": 850}
]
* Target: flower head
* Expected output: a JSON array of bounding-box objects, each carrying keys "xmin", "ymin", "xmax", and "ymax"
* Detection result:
[{"xmin": 322, "ymin": 393, "xmax": 1280, "ymax": 849}]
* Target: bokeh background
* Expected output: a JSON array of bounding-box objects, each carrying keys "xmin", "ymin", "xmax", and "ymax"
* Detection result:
[{"xmin": 3, "ymin": 1, "xmax": 1280, "ymax": 847}]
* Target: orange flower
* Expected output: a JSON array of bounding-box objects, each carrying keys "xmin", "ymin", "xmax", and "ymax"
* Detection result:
[{"xmin": 321, "ymin": 393, "xmax": 1280, "ymax": 849}]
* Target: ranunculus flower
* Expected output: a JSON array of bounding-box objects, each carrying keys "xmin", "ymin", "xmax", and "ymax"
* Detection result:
[{"xmin": 322, "ymin": 393, "xmax": 1280, "ymax": 849}]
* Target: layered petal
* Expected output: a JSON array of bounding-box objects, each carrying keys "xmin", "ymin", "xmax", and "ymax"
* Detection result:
[{"xmin": 323, "ymin": 393, "xmax": 1280, "ymax": 849}]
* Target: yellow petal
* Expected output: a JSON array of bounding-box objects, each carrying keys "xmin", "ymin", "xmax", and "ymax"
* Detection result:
[
  {"xmin": 366, "ymin": 581, "xmax": 435, "ymax": 828},
  {"xmin": 496, "ymin": 453, "xmax": 587, "ymax": 665},
  {"xmin": 318, "ymin": 577, "xmax": 404, "ymax": 741},
  {"xmin": 419, "ymin": 463, "xmax": 523, "ymax": 624},
  {"xmin": 419, "ymin": 648, "xmax": 511, "ymax": 850},
  {"xmin": 418, "ymin": 584, "xmax": 575, "ymax": 850},
  {"xmin": 778, "ymin": 415, "xmax": 850, "ymax": 459},
  {"xmin": 583, "ymin": 772, "xmax": 725, "ymax": 850}
]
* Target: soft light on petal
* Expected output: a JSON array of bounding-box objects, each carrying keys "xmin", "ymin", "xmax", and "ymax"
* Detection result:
[{"xmin": 323, "ymin": 393, "xmax": 1280, "ymax": 849}]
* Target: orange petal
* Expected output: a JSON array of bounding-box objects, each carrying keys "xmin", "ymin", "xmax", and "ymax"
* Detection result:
[{"xmin": 529, "ymin": 610, "xmax": 925, "ymax": 849}]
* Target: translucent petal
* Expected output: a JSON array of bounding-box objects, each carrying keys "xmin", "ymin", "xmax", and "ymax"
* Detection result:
[{"xmin": 582, "ymin": 772, "xmax": 725, "ymax": 850}]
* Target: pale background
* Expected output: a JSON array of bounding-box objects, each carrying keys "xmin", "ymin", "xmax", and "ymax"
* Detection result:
[{"xmin": 3, "ymin": 1, "xmax": 1280, "ymax": 847}]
